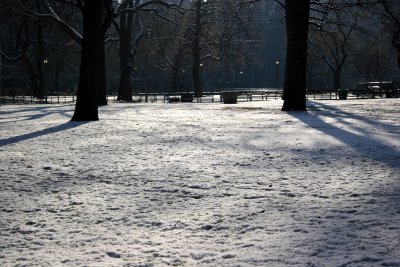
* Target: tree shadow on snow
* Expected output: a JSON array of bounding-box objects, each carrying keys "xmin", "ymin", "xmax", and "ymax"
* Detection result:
[
  {"xmin": 287, "ymin": 102, "xmax": 400, "ymax": 264},
  {"xmin": 0, "ymin": 121, "xmax": 87, "ymax": 147},
  {"xmin": 0, "ymin": 104, "xmax": 73, "ymax": 122},
  {"xmin": 288, "ymin": 101, "xmax": 400, "ymax": 169}
]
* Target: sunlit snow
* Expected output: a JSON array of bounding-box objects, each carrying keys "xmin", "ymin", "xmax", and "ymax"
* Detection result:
[{"xmin": 1, "ymin": 99, "xmax": 399, "ymax": 266}]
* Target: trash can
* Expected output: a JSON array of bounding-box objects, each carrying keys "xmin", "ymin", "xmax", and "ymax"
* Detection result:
[
  {"xmin": 221, "ymin": 91, "xmax": 238, "ymax": 104},
  {"xmin": 337, "ymin": 89, "xmax": 348, "ymax": 100},
  {"xmin": 181, "ymin": 93, "xmax": 194, "ymax": 102}
]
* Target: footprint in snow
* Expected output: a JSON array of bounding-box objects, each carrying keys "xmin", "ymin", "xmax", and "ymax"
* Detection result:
[{"xmin": 106, "ymin": 251, "xmax": 121, "ymax": 258}]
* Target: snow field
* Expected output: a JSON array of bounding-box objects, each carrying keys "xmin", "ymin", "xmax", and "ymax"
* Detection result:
[{"xmin": 1, "ymin": 99, "xmax": 400, "ymax": 266}]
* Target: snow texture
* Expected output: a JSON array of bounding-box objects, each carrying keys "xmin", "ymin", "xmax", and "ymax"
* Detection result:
[{"xmin": 1, "ymin": 99, "xmax": 400, "ymax": 266}]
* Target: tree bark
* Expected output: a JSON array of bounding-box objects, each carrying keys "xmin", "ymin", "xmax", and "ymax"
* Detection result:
[
  {"xmin": 281, "ymin": 0, "xmax": 310, "ymax": 111},
  {"xmin": 117, "ymin": 2, "xmax": 134, "ymax": 102},
  {"xmin": 333, "ymin": 69, "xmax": 341, "ymax": 90},
  {"xmin": 35, "ymin": 0, "xmax": 45, "ymax": 99},
  {"xmin": 118, "ymin": 63, "xmax": 133, "ymax": 101},
  {"xmin": 71, "ymin": 0, "xmax": 104, "ymax": 121},
  {"xmin": 98, "ymin": 0, "xmax": 113, "ymax": 106},
  {"xmin": 22, "ymin": 55, "xmax": 38, "ymax": 96},
  {"xmin": 171, "ymin": 69, "xmax": 179, "ymax": 92},
  {"xmin": 117, "ymin": 24, "xmax": 133, "ymax": 101},
  {"xmin": 192, "ymin": 0, "xmax": 202, "ymax": 97},
  {"xmin": 97, "ymin": 43, "xmax": 108, "ymax": 106},
  {"xmin": 192, "ymin": 47, "xmax": 201, "ymax": 96}
]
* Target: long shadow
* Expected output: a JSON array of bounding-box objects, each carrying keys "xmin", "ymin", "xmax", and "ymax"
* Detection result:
[
  {"xmin": 0, "ymin": 121, "xmax": 88, "ymax": 147},
  {"xmin": 0, "ymin": 104, "xmax": 73, "ymax": 116},
  {"xmin": 288, "ymin": 101, "xmax": 400, "ymax": 169},
  {"xmin": 0, "ymin": 104, "xmax": 74, "ymax": 122}
]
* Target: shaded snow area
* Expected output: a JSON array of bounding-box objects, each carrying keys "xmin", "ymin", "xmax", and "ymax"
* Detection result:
[{"xmin": 1, "ymin": 99, "xmax": 400, "ymax": 267}]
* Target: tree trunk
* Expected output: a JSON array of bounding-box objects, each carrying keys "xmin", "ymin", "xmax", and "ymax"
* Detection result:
[
  {"xmin": 97, "ymin": 44, "xmax": 108, "ymax": 106},
  {"xmin": 118, "ymin": 66, "xmax": 132, "ymax": 101},
  {"xmin": 97, "ymin": 0, "xmax": 113, "ymax": 106},
  {"xmin": 192, "ymin": 0, "xmax": 202, "ymax": 97},
  {"xmin": 192, "ymin": 48, "xmax": 201, "ymax": 96},
  {"xmin": 35, "ymin": 0, "xmax": 45, "ymax": 99},
  {"xmin": 22, "ymin": 55, "xmax": 38, "ymax": 96},
  {"xmin": 117, "ymin": 35, "xmax": 133, "ymax": 101},
  {"xmin": 333, "ymin": 70, "xmax": 341, "ymax": 90},
  {"xmin": 71, "ymin": 0, "xmax": 104, "ymax": 121},
  {"xmin": 171, "ymin": 69, "xmax": 179, "ymax": 92},
  {"xmin": 281, "ymin": 0, "xmax": 310, "ymax": 111},
  {"xmin": 117, "ymin": 3, "xmax": 133, "ymax": 102},
  {"xmin": 54, "ymin": 52, "xmax": 64, "ymax": 93},
  {"xmin": 392, "ymin": 26, "xmax": 400, "ymax": 69}
]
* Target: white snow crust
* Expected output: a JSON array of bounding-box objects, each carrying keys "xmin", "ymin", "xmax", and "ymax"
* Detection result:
[{"xmin": 1, "ymin": 99, "xmax": 400, "ymax": 266}]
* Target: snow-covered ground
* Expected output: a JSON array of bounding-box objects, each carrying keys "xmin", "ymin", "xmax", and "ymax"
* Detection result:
[{"xmin": 1, "ymin": 99, "xmax": 400, "ymax": 267}]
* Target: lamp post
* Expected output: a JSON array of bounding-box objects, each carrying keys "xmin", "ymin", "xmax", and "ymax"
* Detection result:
[
  {"xmin": 240, "ymin": 71, "xmax": 243, "ymax": 88},
  {"xmin": 275, "ymin": 60, "xmax": 279, "ymax": 89},
  {"xmin": 199, "ymin": 63, "xmax": 203, "ymax": 94},
  {"xmin": 0, "ymin": 40, "xmax": 2, "ymax": 96},
  {"xmin": 133, "ymin": 66, "xmax": 137, "ymax": 94},
  {"xmin": 379, "ymin": 24, "xmax": 383, "ymax": 83},
  {"xmin": 43, "ymin": 58, "xmax": 48, "ymax": 102},
  {"xmin": 0, "ymin": 44, "xmax": 2, "ymax": 96}
]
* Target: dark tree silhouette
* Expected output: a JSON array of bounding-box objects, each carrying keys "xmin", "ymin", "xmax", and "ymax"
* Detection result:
[
  {"xmin": 72, "ymin": 0, "xmax": 111, "ymax": 121},
  {"xmin": 14, "ymin": 0, "xmax": 112, "ymax": 111},
  {"xmin": 309, "ymin": 10, "xmax": 360, "ymax": 91},
  {"xmin": 380, "ymin": 0, "xmax": 400, "ymax": 68},
  {"xmin": 114, "ymin": 0, "xmax": 144, "ymax": 102},
  {"xmin": 281, "ymin": 0, "xmax": 311, "ymax": 111}
]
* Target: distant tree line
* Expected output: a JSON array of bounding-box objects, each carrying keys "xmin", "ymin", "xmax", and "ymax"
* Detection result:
[
  {"xmin": 0, "ymin": 0, "xmax": 399, "ymax": 118},
  {"xmin": 281, "ymin": 0, "xmax": 400, "ymax": 110}
]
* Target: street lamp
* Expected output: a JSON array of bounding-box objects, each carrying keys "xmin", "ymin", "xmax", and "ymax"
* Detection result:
[
  {"xmin": 199, "ymin": 63, "xmax": 203, "ymax": 95},
  {"xmin": 0, "ymin": 41, "xmax": 2, "ymax": 96},
  {"xmin": 240, "ymin": 71, "xmax": 243, "ymax": 88},
  {"xmin": 43, "ymin": 58, "xmax": 48, "ymax": 102},
  {"xmin": 133, "ymin": 67, "xmax": 137, "ymax": 94},
  {"xmin": 275, "ymin": 60, "xmax": 279, "ymax": 89}
]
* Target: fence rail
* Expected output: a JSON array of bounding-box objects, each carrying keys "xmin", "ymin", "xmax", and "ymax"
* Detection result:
[{"xmin": 1, "ymin": 88, "xmax": 399, "ymax": 105}]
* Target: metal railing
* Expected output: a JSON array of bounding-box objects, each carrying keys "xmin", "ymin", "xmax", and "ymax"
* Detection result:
[{"xmin": 1, "ymin": 88, "xmax": 398, "ymax": 105}]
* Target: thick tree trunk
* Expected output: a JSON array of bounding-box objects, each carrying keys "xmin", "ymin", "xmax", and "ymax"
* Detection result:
[
  {"xmin": 192, "ymin": 0, "xmax": 202, "ymax": 97},
  {"xmin": 281, "ymin": 0, "xmax": 310, "ymax": 111},
  {"xmin": 171, "ymin": 49, "xmax": 184, "ymax": 93},
  {"xmin": 117, "ymin": 36, "xmax": 133, "ymax": 101},
  {"xmin": 192, "ymin": 47, "xmax": 201, "ymax": 96},
  {"xmin": 171, "ymin": 69, "xmax": 179, "ymax": 92},
  {"xmin": 53, "ymin": 53, "xmax": 64, "ymax": 93},
  {"xmin": 117, "ymin": 3, "xmax": 133, "ymax": 102},
  {"xmin": 35, "ymin": 0, "xmax": 45, "ymax": 99},
  {"xmin": 98, "ymin": 0, "xmax": 113, "ymax": 106},
  {"xmin": 392, "ymin": 27, "xmax": 400, "ymax": 69},
  {"xmin": 97, "ymin": 44, "xmax": 108, "ymax": 106},
  {"xmin": 71, "ymin": 0, "xmax": 103, "ymax": 121},
  {"xmin": 54, "ymin": 71, "xmax": 59, "ymax": 92},
  {"xmin": 333, "ymin": 70, "xmax": 341, "ymax": 90},
  {"xmin": 118, "ymin": 66, "xmax": 132, "ymax": 101},
  {"xmin": 22, "ymin": 55, "xmax": 38, "ymax": 96}
]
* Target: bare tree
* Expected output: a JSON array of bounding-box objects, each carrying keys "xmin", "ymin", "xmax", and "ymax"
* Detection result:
[
  {"xmin": 72, "ymin": 0, "xmax": 113, "ymax": 120},
  {"xmin": 0, "ymin": 1, "xmax": 46, "ymax": 98},
  {"xmin": 149, "ymin": 0, "xmax": 258, "ymax": 96},
  {"xmin": 309, "ymin": 9, "xmax": 361, "ymax": 90},
  {"xmin": 377, "ymin": 0, "xmax": 400, "ymax": 68},
  {"xmin": 280, "ymin": 0, "xmax": 310, "ymax": 111},
  {"xmin": 277, "ymin": 0, "xmax": 369, "ymax": 111}
]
